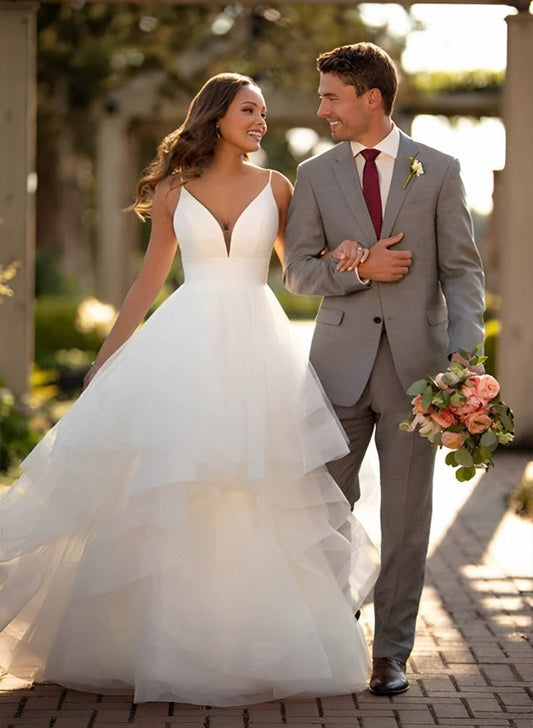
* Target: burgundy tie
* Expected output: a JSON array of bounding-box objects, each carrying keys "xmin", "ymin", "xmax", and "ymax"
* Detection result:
[{"xmin": 361, "ymin": 148, "xmax": 382, "ymax": 238}]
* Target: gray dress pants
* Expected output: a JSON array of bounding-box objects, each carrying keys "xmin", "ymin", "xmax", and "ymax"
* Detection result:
[{"xmin": 327, "ymin": 332, "xmax": 437, "ymax": 662}]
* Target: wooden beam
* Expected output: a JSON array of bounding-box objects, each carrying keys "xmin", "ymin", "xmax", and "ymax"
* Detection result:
[
  {"xmin": 104, "ymin": 70, "xmax": 501, "ymax": 127},
  {"xmin": 39, "ymin": 0, "xmax": 524, "ymax": 6}
]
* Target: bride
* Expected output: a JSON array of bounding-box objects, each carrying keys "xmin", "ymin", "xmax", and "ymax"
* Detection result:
[{"xmin": 0, "ymin": 73, "xmax": 378, "ymax": 706}]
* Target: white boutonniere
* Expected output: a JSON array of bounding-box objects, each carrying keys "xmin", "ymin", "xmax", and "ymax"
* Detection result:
[{"xmin": 402, "ymin": 156, "xmax": 424, "ymax": 189}]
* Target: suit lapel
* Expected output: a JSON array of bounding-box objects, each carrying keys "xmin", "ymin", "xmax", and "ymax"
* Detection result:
[
  {"xmin": 382, "ymin": 132, "xmax": 420, "ymax": 238},
  {"xmin": 332, "ymin": 143, "xmax": 376, "ymax": 241}
]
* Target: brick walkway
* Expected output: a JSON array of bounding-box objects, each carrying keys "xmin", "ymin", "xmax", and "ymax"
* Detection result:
[{"xmin": 1, "ymin": 447, "xmax": 531, "ymax": 728}]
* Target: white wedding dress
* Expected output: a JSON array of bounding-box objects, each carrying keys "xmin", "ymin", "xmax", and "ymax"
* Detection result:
[{"xmin": 0, "ymin": 175, "xmax": 379, "ymax": 705}]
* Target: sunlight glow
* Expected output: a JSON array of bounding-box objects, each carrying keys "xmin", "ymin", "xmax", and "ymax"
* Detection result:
[
  {"xmin": 360, "ymin": 4, "xmax": 516, "ymax": 72},
  {"xmin": 412, "ymin": 115, "xmax": 505, "ymax": 214}
]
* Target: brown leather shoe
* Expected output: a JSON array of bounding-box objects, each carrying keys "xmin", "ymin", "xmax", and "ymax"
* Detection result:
[{"xmin": 369, "ymin": 657, "xmax": 409, "ymax": 695}]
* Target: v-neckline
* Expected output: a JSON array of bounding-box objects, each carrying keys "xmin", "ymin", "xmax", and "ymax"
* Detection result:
[{"xmin": 183, "ymin": 181, "xmax": 270, "ymax": 257}]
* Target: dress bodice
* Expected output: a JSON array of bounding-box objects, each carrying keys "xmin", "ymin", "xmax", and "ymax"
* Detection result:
[{"xmin": 173, "ymin": 179, "xmax": 279, "ymax": 286}]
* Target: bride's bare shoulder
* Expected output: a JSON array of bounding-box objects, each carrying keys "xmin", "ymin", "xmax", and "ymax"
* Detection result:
[
  {"xmin": 154, "ymin": 175, "xmax": 182, "ymax": 217},
  {"xmin": 269, "ymin": 170, "xmax": 293, "ymax": 206}
]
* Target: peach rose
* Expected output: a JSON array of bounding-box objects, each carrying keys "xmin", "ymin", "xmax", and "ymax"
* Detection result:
[
  {"xmin": 430, "ymin": 407, "xmax": 458, "ymax": 428},
  {"xmin": 441, "ymin": 431, "xmax": 468, "ymax": 450},
  {"xmin": 471, "ymin": 374, "xmax": 500, "ymax": 404},
  {"xmin": 465, "ymin": 409, "xmax": 492, "ymax": 435},
  {"xmin": 412, "ymin": 394, "xmax": 434, "ymax": 415}
]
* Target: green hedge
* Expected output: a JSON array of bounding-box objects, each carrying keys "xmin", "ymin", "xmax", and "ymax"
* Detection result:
[
  {"xmin": 34, "ymin": 296, "xmax": 105, "ymax": 368},
  {"xmin": 0, "ymin": 383, "xmax": 46, "ymax": 474}
]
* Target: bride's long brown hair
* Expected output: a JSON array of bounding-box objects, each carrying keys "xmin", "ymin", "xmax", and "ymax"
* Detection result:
[{"xmin": 131, "ymin": 73, "xmax": 258, "ymax": 219}]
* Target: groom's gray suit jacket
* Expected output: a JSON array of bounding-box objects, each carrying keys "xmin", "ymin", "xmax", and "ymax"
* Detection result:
[{"xmin": 284, "ymin": 130, "xmax": 485, "ymax": 407}]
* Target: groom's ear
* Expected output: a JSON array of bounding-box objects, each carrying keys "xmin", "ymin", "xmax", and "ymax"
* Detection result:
[{"xmin": 367, "ymin": 87, "xmax": 383, "ymax": 111}]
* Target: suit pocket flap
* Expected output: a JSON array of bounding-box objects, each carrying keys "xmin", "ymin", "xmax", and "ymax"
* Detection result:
[
  {"xmin": 316, "ymin": 307, "xmax": 344, "ymax": 326},
  {"xmin": 426, "ymin": 305, "xmax": 448, "ymax": 326}
]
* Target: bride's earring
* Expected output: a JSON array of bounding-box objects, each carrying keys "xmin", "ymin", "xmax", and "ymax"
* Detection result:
[{"xmin": 216, "ymin": 125, "xmax": 221, "ymax": 139}]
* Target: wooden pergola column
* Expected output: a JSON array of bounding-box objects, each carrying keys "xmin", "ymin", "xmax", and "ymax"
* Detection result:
[
  {"xmin": 0, "ymin": 1, "xmax": 37, "ymax": 397},
  {"xmin": 497, "ymin": 10, "xmax": 533, "ymax": 447},
  {"xmin": 96, "ymin": 112, "xmax": 139, "ymax": 308}
]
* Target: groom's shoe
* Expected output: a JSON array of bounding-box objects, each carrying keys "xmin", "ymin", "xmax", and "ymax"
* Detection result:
[{"xmin": 369, "ymin": 657, "xmax": 409, "ymax": 695}]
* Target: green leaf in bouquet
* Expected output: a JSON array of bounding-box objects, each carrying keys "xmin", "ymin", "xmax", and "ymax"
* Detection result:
[
  {"xmin": 480, "ymin": 429, "xmax": 498, "ymax": 449},
  {"xmin": 500, "ymin": 411, "xmax": 514, "ymax": 432},
  {"xmin": 450, "ymin": 392, "xmax": 464, "ymax": 407},
  {"xmin": 449, "ymin": 361, "xmax": 468, "ymax": 378},
  {"xmin": 406, "ymin": 379, "xmax": 428, "ymax": 396},
  {"xmin": 473, "ymin": 445, "xmax": 492, "ymax": 465},
  {"xmin": 454, "ymin": 447, "xmax": 474, "ymax": 467},
  {"xmin": 422, "ymin": 385, "xmax": 434, "ymax": 411},
  {"xmin": 399, "ymin": 418, "xmax": 413, "ymax": 432},
  {"xmin": 464, "ymin": 433, "xmax": 476, "ymax": 446},
  {"xmin": 445, "ymin": 451, "xmax": 457, "ymax": 467},
  {"xmin": 470, "ymin": 344, "xmax": 487, "ymax": 366},
  {"xmin": 431, "ymin": 391, "xmax": 447, "ymax": 408},
  {"xmin": 456, "ymin": 465, "xmax": 476, "ymax": 482},
  {"xmin": 490, "ymin": 403, "xmax": 514, "ymax": 432},
  {"xmin": 457, "ymin": 344, "xmax": 486, "ymax": 368}
]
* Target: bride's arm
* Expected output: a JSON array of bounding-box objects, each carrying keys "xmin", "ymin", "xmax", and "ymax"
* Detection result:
[
  {"xmin": 84, "ymin": 181, "xmax": 179, "ymax": 388},
  {"xmin": 271, "ymin": 171, "xmax": 293, "ymax": 266}
]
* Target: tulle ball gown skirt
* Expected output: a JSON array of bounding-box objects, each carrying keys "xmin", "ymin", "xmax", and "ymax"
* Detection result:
[{"xmin": 0, "ymin": 186, "xmax": 379, "ymax": 705}]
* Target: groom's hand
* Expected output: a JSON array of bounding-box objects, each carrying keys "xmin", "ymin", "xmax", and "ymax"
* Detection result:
[
  {"xmin": 450, "ymin": 351, "xmax": 485, "ymax": 374},
  {"xmin": 358, "ymin": 233, "xmax": 411, "ymax": 282}
]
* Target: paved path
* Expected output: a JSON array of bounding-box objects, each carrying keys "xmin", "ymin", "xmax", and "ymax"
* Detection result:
[{"xmin": 1, "ymin": 324, "xmax": 532, "ymax": 727}]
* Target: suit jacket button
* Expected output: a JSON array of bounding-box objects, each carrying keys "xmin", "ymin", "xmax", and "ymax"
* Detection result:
[{"xmin": 373, "ymin": 316, "xmax": 382, "ymax": 324}]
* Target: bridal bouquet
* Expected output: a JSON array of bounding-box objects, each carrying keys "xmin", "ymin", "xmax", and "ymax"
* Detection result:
[{"xmin": 399, "ymin": 349, "xmax": 514, "ymax": 481}]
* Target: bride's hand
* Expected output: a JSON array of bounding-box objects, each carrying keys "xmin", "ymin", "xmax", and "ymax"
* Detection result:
[{"xmin": 328, "ymin": 240, "xmax": 369, "ymax": 272}]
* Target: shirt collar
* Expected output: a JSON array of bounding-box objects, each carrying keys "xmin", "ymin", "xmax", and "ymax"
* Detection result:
[{"xmin": 350, "ymin": 123, "xmax": 400, "ymax": 160}]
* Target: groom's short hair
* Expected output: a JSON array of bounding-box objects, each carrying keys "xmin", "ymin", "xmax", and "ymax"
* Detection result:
[{"xmin": 317, "ymin": 43, "xmax": 398, "ymax": 116}]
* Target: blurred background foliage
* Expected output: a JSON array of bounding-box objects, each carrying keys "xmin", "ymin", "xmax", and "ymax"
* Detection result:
[{"xmin": 412, "ymin": 69, "xmax": 504, "ymax": 95}]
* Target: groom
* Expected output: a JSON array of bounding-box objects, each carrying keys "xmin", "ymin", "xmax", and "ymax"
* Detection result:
[{"xmin": 284, "ymin": 43, "xmax": 485, "ymax": 695}]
